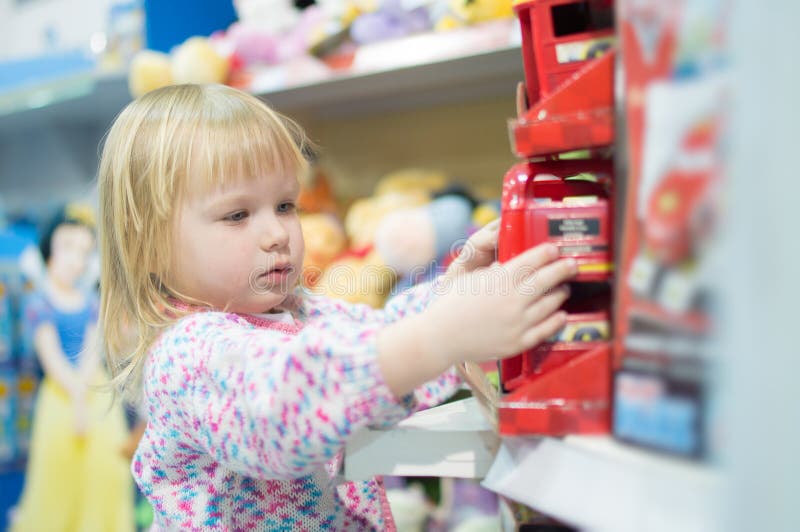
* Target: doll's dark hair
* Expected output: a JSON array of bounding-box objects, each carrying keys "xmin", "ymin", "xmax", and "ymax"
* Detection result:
[{"xmin": 39, "ymin": 204, "xmax": 95, "ymax": 263}]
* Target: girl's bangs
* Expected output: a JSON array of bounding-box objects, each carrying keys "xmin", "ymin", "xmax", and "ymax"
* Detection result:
[{"xmin": 186, "ymin": 103, "xmax": 307, "ymax": 197}]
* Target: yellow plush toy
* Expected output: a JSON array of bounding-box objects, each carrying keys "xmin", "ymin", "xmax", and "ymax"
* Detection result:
[
  {"xmin": 435, "ymin": 0, "xmax": 514, "ymax": 31},
  {"xmin": 373, "ymin": 168, "xmax": 448, "ymax": 198},
  {"xmin": 171, "ymin": 37, "xmax": 230, "ymax": 85},
  {"xmin": 128, "ymin": 37, "xmax": 229, "ymax": 98},
  {"xmin": 300, "ymin": 213, "xmax": 347, "ymax": 288},
  {"xmin": 315, "ymin": 249, "xmax": 395, "ymax": 308},
  {"xmin": 128, "ymin": 50, "xmax": 173, "ymax": 98}
]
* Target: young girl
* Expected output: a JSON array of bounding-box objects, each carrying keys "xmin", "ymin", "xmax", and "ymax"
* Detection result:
[{"xmin": 98, "ymin": 84, "xmax": 577, "ymax": 531}]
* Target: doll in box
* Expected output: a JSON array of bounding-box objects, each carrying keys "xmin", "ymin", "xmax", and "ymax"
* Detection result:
[{"xmin": 12, "ymin": 205, "xmax": 133, "ymax": 532}]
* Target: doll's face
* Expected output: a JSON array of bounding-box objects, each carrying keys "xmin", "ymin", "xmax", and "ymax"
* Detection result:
[{"xmin": 48, "ymin": 224, "xmax": 95, "ymax": 288}]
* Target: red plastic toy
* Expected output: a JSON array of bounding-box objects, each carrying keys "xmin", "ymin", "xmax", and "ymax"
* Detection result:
[
  {"xmin": 493, "ymin": 0, "xmax": 617, "ymax": 437},
  {"xmin": 498, "ymin": 343, "xmax": 611, "ymax": 435},
  {"xmin": 515, "ymin": 0, "xmax": 615, "ymax": 105},
  {"xmin": 500, "ymin": 284, "xmax": 610, "ymax": 392},
  {"xmin": 498, "ymin": 159, "xmax": 614, "ymax": 282},
  {"xmin": 511, "ymin": 0, "xmax": 616, "ymax": 158}
]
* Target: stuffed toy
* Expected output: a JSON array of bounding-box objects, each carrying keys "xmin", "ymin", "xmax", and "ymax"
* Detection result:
[
  {"xmin": 344, "ymin": 191, "xmax": 429, "ymax": 250},
  {"xmin": 299, "ymin": 213, "xmax": 347, "ymax": 287},
  {"xmin": 350, "ymin": 0, "xmax": 432, "ymax": 44},
  {"xmin": 314, "ymin": 248, "xmax": 395, "ymax": 308},
  {"xmin": 298, "ymin": 167, "xmax": 340, "ymax": 216},
  {"xmin": 373, "ymin": 168, "xmax": 448, "ymax": 197},
  {"xmin": 315, "ymin": 168, "xmax": 454, "ymax": 307},
  {"xmin": 434, "ymin": 0, "xmax": 513, "ymax": 31},
  {"xmin": 228, "ymin": 0, "xmax": 328, "ymax": 67},
  {"xmin": 171, "ymin": 37, "xmax": 231, "ymax": 85},
  {"xmin": 128, "ymin": 37, "xmax": 229, "ymax": 98},
  {"xmin": 128, "ymin": 50, "xmax": 173, "ymax": 99},
  {"xmin": 374, "ymin": 189, "xmax": 475, "ymax": 291}
]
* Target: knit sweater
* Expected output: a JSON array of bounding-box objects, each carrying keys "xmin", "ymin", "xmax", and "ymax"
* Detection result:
[{"xmin": 133, "ymin": 282, "xmax": 461, "ymax": 531}]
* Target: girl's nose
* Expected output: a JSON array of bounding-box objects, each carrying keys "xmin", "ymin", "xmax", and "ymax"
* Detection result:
[{"xmin": 259, "ymin": 219, "xmax": 289, "ymax": 251}]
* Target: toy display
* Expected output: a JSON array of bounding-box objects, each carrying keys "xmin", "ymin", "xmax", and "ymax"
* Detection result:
[
  {"xmin": 11, "ymin": 205, "xmax": 134, "ymax": 532},
  {"xmin": 495, "ymin": 0, "xmax": 616, "ymax": 436},
  {"xmin": 0, "ymin": 225, "xmax": 38, "ymax": 476}
]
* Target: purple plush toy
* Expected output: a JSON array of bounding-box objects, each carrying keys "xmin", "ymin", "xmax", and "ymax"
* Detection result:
[{"xmin": 350, "ymin": 0, "xmax": 432, "ymax": 44}]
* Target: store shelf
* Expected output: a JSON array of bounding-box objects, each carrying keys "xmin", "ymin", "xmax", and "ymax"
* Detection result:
[
  {"xmin": 258, "ymin": 44, "xmax": 523, "ymax": 119},
  {"xmin": 482, "ymin": 435, "xmax": 722, "ymax": 532},
  {"xmin": 0, "ymin": 21, "xmax": 523, "ymax": 133},
  {"xmin": 344, "ymin": 397, "xmax": 497, "ymax": 481}
]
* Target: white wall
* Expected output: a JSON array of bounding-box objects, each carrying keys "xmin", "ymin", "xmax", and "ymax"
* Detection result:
[
  {"xmin": 0, "ymin": 0, "xmax": 112, "ymax": 60},
  {"xmin": 720, "ymin": 2, "xmax": 800, "ymax": 532}
]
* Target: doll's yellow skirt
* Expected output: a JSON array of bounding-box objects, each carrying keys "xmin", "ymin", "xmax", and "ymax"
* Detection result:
[{"xmin": 11, "ymin": 375, "xmax": 134, "ymax": 532}]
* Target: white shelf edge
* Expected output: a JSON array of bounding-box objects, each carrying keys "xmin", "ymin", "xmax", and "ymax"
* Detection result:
[{"xmin": 482, "ymin": 435, "xmax": 724, "ymax": 532}]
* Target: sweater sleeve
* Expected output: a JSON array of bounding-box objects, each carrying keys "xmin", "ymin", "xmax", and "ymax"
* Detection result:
[
  {"xmin": 301, "ymin": 279, "xmax": 443, "ymax": 325},
  {"xmin": 302, "ymin": 280, "xmax": 462, "ymax": 419},
  {"xmin": 151, "ymin": 312, "xmax": 415, "ymax": 481}
]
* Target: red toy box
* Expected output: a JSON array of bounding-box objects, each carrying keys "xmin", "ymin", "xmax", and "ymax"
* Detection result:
[{"xmin": 498, "ymin": 159, "xmax": 614, "ymax": 282}]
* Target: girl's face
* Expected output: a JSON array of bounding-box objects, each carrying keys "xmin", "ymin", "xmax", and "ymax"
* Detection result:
[
  {"xmin": 48, "ymin": 224, "xmax": 95, "ymax": 289},
  {"xmin": 171, "ymin": 174, "xmax": 305, "ymax": 314}
]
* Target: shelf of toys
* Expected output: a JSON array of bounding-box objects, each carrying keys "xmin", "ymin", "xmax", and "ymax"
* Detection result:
[
  {"xmin": 473, "ymin": 0, "xmax": 729, "ymax": 529},
  {"xmin": 0, "ymin": 18, "xmax": 523, "ymax": 132}
]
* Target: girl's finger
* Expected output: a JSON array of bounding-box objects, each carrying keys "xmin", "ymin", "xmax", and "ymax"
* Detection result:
[
  {"xmin": 524, "ymin": 284, "xmax": 570, "ymax": 323},
  {"xmin": 465, "ymin": 221, "xmax": 500, "ymax": 253},
  {"xmin": 516, "ymin": 257, "xmax": 578, "ymax": 296},
  {"xmin": 503, "ymin": 243, "xmax": 560, "ymax": 279},
  {"xmin": 520, "ymin": 310, "xmax": 569, "ymax": 350}
]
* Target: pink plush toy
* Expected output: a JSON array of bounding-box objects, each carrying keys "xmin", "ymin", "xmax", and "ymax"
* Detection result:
[
  {"xmin": 228, "ymin": 0, "xmax": 327, "ymax": 66},
  {"xmin": 374, "ymin": 191, "xmax": 475, "ymax": 290}
]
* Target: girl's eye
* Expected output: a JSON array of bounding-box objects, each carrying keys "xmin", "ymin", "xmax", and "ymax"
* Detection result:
[
  {"xmin": 224, "ymin": 210, "xmax": 249, "ymax": 222},
  {"xmin": 277, "ymin": 202, "xmax": 296, "ymax": 214}
]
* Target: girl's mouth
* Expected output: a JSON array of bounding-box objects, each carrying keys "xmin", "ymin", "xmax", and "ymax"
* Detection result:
[{"xmin": 258, "ymin": 266, "xmax": 294, "ymax": 286}]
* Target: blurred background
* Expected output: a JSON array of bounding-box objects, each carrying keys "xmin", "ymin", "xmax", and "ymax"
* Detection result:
[{"xmin": 0, "ymin": 0, "xmax": 797, "ymax": 531}]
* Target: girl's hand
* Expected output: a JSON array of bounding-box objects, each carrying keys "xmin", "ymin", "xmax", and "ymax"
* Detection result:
[
  {"xmin": 377, "ymin": 241, "xmax": 576, "ymax": 398},
  {"xmin": 425, "ymin": 242, "xmax": 576, "ymax": 366},
  {"xmin": 443, "ymin": 219, "xmax": 500, "ymax": 279}
]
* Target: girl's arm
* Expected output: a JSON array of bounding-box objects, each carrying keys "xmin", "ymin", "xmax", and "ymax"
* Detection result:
[
  {"xmin": 168, "ymin": 313, "xmax": 415, "ymax": 481},
  {"xmin": 303, "ymin": 221, "xmax": 504, "ymax": 411},
  {"xmin": 302, "ymin": 278, "xmax": 441, "ymax": 327}
]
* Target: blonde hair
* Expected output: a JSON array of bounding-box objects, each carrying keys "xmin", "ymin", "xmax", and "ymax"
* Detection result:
[{"xmin": 98, "ymin": 84, "xmax": 309, "ymax": 401}]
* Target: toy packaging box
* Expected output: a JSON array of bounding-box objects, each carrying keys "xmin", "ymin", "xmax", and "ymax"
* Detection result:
[{"xmin": 613, "ymin": 0, "xmax": 729, "ymax": 459}]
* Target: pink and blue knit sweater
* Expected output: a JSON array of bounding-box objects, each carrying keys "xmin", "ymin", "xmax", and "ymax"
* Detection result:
[{"xmin": 133, "ymin": 282, "xmax": 460, "ymax": 531}]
